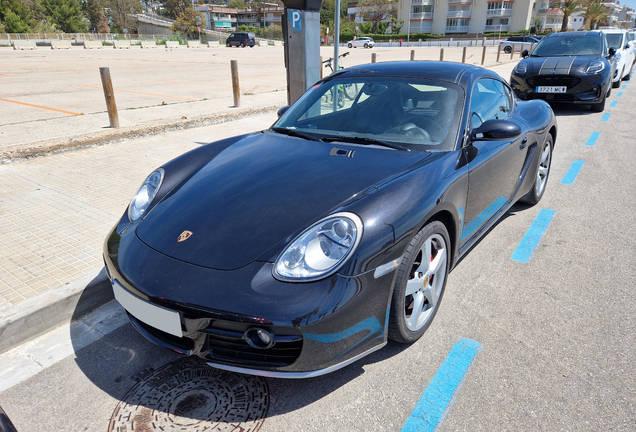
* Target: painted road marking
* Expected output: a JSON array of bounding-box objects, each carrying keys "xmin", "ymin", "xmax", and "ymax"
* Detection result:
[
  {"xmin": 511, "ymin": 209, "xmax": 556, "ymax": 263},
  {"xmin": 601, "ymin": 113, "xmax": 611, "ymax": 122},
  {"xmin": 80, "ymin": 86, "xmax": 199, "ymax": 101},
  {"xmin": 622, "ymin": 85, "xmax": 627, "ymax": 89},
  {"xmin": 617, "ymin": 92, "xmax": 624, "ymax": 97},
  {"xmin": 585, "ymin": 132, "xmax": 600, "ymax": 146},
  {"xmin": 610, "ymin": 101, "xmax": 618, "ymax": 108},
  {"xmin": 400, "ymin": 339, "xmax": 482, "ymax": 432},
  {"xmin": 0, "ymin": 98, "xmax": 81, "ymax": 116},
  {"xmin": 561, "ymin": 160, "xmax": 584, "ymax": 185}
]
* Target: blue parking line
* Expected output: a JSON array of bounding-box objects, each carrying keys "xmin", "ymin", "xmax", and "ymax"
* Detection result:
[
  {"xmin": 400, "ymin": 339, "xmax": 482, "ymax": 432},
  {"xmin": 601, "ymin": 113, "xmax": 611, "ymax": 122},
  {"xmin": 560, "ymin": 160, "xmax": 584, "ymax": 185},
  {"xmin": 585, "ymin": 131, "xmax": 600, "ymax": 146},
  {"xmin": 617, "ymin": 92, "xmax": 624, "ymax": 97},
  {"xmin": 622, "ymin": 85, "xmax": 627, "ymax": 89},
  {"xmin": 511, "ymin": 209, "xmax": 556, "ymax": 263},
  {"xmin": 610, "ymin": 101, "xmax": 618, "ymax": 108}
]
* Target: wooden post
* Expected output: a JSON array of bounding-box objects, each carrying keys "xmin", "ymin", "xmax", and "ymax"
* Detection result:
[
  {"xmin": 530, "ymin": 42, "xmax": 535, "ymax": 54},
  {"xmin": 410, "ymin": 49, "xmax": 415, "ymax": 61},
  {"xmin": 231, "ymin": 60, "xmax": 240, "ymax": 108},
  {"xmin": 371, "ymin": 52, "xmax": 376, "ymax": 63},
  {"xmin": 496, "ymin": 44, "xmax": 501, "ymax": 62},
  {"xmin": 440, "ymin": 48, "xmax": 444, "ymax": 61},
  {"xmin": 510, "ymin": 44, "xmax": 515, "ymax": 60},
  {"xmin": 481, "ymin": 45, "xmax": 487, "ymax": 65},
  {"xmin": 520, "ymin": 45, "xmax": 524, "ymax": 58},
  {"xmin": 462, "ymin": 46, "xmax": 467, "ymax": 63},
  {"xmin": 320, "ymin": 56, "xmax": 323, "ymax": 79},
  {"xmin": 99, "ymin": 67, "xmax": 119, "ymax": 128}
]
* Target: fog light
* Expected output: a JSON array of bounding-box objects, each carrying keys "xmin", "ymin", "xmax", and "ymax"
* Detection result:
[{"xmin": 244, "ymin": 328, "xmax": 275, "ymax": 349}]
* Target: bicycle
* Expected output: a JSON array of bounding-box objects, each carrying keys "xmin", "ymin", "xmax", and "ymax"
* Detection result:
[{"xmin": 321, "ymin": 52, "xmax": 358, "ymax": 107}]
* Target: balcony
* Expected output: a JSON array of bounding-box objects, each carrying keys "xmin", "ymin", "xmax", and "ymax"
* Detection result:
[
  {"xmin": 410, "ymin": 21, "xmax": 433, "ymax": 32},
  {"xmin": 486, "ymin": 8, "xmax": 512, "ymax": 16},
  {"xmin": 411, "ymin": 12, "xmax": 434, "ymax": 19},
  {"xmin": 445, "ymin": 25, "xmax": 470, "ymax": 32},
  {"xmin": 411, "ymin": 0, "xmax": 435, "ymax": 4},
  {"xmin": 484, "ymin": 24, "xmax": 510, "ymax": 31},
  {"xmin": 447, "ymin": 11, "xmax": 471, "ymax": 18}
]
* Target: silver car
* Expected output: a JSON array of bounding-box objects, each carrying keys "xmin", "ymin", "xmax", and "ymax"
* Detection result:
[{"xmin": 347, "ymin": 37, "xmax": 374, "ymax": 48}]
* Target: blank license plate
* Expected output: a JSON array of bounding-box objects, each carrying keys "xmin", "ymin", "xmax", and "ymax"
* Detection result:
[
  {"xmin": 112, "ymin": 280, "xmax": 183, "ymax": 337},
  {"xmin": 536, "ymin": 86, "xmax": 567, "ymax": 93}
]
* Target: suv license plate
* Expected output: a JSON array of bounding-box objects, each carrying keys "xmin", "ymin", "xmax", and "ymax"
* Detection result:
[{"xmin": 536, "ymin": 86, "xmax": 567, "ymax": 93}]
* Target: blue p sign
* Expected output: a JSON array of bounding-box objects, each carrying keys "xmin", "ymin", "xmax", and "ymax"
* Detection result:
[{"xmin": 289, "ymin": 9, "xmax": 302, "ymax": 32}]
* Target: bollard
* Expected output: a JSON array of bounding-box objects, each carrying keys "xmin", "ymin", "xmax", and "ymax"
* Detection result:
[
  {"xmin": 530, "ymin": 42, "xmax": 535, "ymax": 54},
  {"xmin": 320, "ymin": 56, "xmax": 323, "ymax": 79},
  {"xmin": 99, "ymin": 67, "xmax": 119, "ymax": 128},
  {"xmin": 462, "ymin": 46, "xmax": 467, "ymax": 63},
  {"xmin": 410, "ymin": 50, "xmax": 415, "ymax": 61},
  {"xmin": 519, "ymin": 45, "xmax": 524, "ymax": 58},
  {"xmin": 496, "ymin": 44, "xmax": 501, "ymax": 62},
  {"xmin": 510, "ymin": 44, "xmax": 515, "ymax": 60},
  {"xmin": 371, "ymin": 52, "xmax": 376, "ymax": 63},
  {"xmin": 440, "ymin": 48, "xmax": 444, "ymax": 61},
  {"xmin": 481, "ymin": 45, "xmax": 487, "ymax": 65},
  {"xmin": 231, "ymin": 60, "xmax": 240, "ymax": 107}
]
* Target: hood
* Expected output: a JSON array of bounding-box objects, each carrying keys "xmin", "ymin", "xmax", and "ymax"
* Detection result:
[
  {"xmin": 136, "ymin": 132, "xmax": 428, "ymax": 270},
  {"xmin": 521, "ymin": 55, "xmax": 599, "ymax": 75}
]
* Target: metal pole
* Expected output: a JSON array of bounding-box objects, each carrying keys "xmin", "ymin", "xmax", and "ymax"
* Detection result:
[
  {"xmin": 231, "ymin": 60, "xmax": 240, "ymax": 107},
  {"xmin": 99, "ymin": 67, "xmax": 119, "ymax": 128},
  {"xmin": 334, "ymin": 0, "xmax": 341, "ymax": 71}
]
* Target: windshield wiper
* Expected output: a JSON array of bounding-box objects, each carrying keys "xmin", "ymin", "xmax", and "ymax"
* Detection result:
[
  {"xmin": 321, "ymin": 136, "xmax": 410, "ymax": 151},
  {"xmin": 271, "ymin": 127, "xmax": 319, "ymax": 141}
]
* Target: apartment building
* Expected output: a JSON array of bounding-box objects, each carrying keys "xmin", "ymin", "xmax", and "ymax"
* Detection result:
[
  {"xmin": 397, "ymin": 0, "xmax": 537, "ymax": 35},
  {"xmin": 196, "ymin": 5, "xmax": 284, "ymax": 31}
]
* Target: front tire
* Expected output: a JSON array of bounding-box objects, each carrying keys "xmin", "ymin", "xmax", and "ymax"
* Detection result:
[
  {"xmin": 364, "ymin": 43, "xmax": 368, "ymax": 48},
  {"xmin": 388, "ymin": 221, "xmax": 450, "ymax": 344},
  {"xmin": 520, "ymin": 135, "xmax": 552, "ymax": 205},
  {"xmin": 348, "ymin": 43, "xmax": 352, "ymax": 48},
  {"xmin": 591, "ymin": 92, "xmax": 606, "ymax": 112},
  {"xmin": 504, "ymin": 45, "xmax": 512, "ymax": 54}
]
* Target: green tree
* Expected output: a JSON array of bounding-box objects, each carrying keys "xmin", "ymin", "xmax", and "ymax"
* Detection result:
[
  {"xmin": 228, "ymin": 0, "xmax": 244, "ymax": 8},
  {"xmin": 390, "ymin": 17, "xmax": 403, "ymax": 34},
  {"xmin": 0, "ymin": 0, "xmax": 34, "ymax": 32},
  {"xmin": 106, "ymin": 0, "xmax": 141, "ymax": 33},
  {"xmin": 164, "ymin": 0, "xmax": 189, "ymax": 19},
  {"xmin": 42, "ymin": 0, "xmax": 87, "ymax": 32},
  {"xmin": 581, "ymin": 0, "xmax": 608, "ymax": 29},
  {"xmin": 171, "ymin": 7, "xmax": 203, "ymax": 38},
  {"xmin": 357, "ymin": 0, "xmax": 396, "ymax": 34},
  {"xmin": 262, "ymin": 24, "xmax": 282, "ymax": 39},
  {"xmin": 549, "ymin": 0, "xmax": 580, "ymax": 32},
  {"xmin": 85, "ymin": 0, "xmax": 104, "ymax": 31}
]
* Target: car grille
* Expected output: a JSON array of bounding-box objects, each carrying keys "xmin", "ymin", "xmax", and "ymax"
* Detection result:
[
  {"xmin": 527, "ymin": 76, "xmax": 581, "ymax": 88},
  {"xmin": 202, "ymin": 325, "xmax": 303, "ymax": 367},
  {"xmin": 524, "ymin": 93, "xmax": 577, "ymax": 102}
]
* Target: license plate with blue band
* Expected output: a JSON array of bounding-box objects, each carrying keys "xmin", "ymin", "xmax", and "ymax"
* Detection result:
[
  {"xmin": 112, "ymin": 280, "xmax": 183, "ymax": 337},
  {"xmin": 536, "ymin": 86, "xmax": 567, "ymax": 93}
]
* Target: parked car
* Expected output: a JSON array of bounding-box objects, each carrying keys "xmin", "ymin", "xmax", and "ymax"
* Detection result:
[
  {"xmin": 510, "ymin": 31, "xmax": 616, "ymax": 112},
  {"xmin": 0, "ymin": 406, "xmax": 18, "ymax": 432},
  {"xmin": 105, "ymin": 61, "xmax": 556, "ymax": 378},
  {"xmin": 226, "ymin": 32, "xmax": 255, "ymax": 48},
  {"xmin": 347, "ymin": 37, "xmax": 374, "ymax": 48},
  {"xmin": 500, "ymin": 36, "xmax": 541, "ymax": 54},
  {"xmin": 603, "ymin": 29, "xmax": 634, "ymax": 86}
]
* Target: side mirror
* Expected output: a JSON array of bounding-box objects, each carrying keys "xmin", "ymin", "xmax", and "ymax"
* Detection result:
[
  {"xmin": 470, "ymin": 119, "xmax": 522, "ymax": 142},
  {"xmin": 609, "ymin": 47, "xmax": 616, "ymax": 56},
  {"xmin": 522, "ymin": 49, "xmax": 529, "ymax": 58},
  {"xmin": 277, "ymin": 106, "xmax": 291, "ymax": 118}
]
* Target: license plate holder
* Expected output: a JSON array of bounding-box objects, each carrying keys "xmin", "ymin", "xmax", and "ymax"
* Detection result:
[{"xmin": 536, "ymin": 86, "xmax": 567, "ymax": 93}]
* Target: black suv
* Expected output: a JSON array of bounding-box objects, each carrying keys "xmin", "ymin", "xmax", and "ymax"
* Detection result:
[{"xmin": 226, "ymin": 32, "xmax": 255, "ymax": 48}]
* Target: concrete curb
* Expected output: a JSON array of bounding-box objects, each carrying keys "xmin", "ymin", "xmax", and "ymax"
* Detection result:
[
  {"xmin": 0, "ymin": 103, "xmax": 284, "ymax": 164},
  {"xmin": 0, "ymin": 268, "xmax": 113, "ymax": 355}
]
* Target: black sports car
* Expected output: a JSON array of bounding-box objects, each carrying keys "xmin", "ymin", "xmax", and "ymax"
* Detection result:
[
  {"xmin": 510, "ymin": 31, "xmax": 616, "ymax": 112},
  {"xmin": 104, "ymin": 61, "xmax": 557, "ymax": 378}
]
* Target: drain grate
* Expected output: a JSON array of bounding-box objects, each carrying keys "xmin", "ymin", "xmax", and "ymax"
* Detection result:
[{"xmin": 108, "ymin": 357, "xmax": 269, "ymax": 431}]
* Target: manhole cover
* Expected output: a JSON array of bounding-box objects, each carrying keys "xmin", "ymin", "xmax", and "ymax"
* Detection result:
[{"xmin": 108, "ymin": 357, "xmax": 269, "ymax": 432}]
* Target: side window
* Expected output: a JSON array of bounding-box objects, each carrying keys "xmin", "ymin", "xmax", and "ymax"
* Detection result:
[{"xmin": 470, "ymin": 78, "xmax": 512, "ymax": 128}]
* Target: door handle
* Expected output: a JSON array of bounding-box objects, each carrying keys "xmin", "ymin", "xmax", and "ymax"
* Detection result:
[{"xmin": 520, "ymin": 137, "xmax": 528, "ymax": 150}]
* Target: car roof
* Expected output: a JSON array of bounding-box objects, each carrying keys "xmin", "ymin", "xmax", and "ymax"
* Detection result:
[
  {"xmin": 341, "ymin": 61, "xmax": 498, "ymax": 85},
  {"xmin": 545, "ymin": 31, "xmax": 604, "ymax": 38},
  {"xmin": 602, "ymin": 29, "xmax": 627, "ymax": 33}
]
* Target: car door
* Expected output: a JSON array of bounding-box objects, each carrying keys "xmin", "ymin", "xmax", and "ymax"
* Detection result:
[{"xmin": 461, "ymin": 78, "xmax": 528, "ymax": 244}]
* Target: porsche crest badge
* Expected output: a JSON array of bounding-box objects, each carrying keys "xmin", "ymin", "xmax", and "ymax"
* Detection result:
[{"xmin": 178, "ymin": 231, "xmax": 193, "ymax": 242}]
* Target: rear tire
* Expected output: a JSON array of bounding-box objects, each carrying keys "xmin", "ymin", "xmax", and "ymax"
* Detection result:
[
  {"xmin": 520, "ymin": 135, "xmax": 552, "ymax": 205},
  {"xmin": 388, "ymin": 221, "xmax": 450, "ymax": 344},
  {"xmin": 240, "ymin": 42, "xmax": 245, "ymax": 48},
  {"xmin": 226, "ymin": 42, "xmax": 230, "ymax": 47},
  {"xmin": 364, "ymin": 43, "xmax": 368, "ymax": 48},
  {"xmin": 348, "ymin": 43, "xmax": 352, "ymax": 48},
  {"xmin": 504, "ymin": 45, "xmax": 512, "ymax": 54}
]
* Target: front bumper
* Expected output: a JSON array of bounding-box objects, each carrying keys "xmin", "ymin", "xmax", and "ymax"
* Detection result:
[
  {"xmin": 103, "ymin": 223, "xmax": 394, "ymax": 377},
  {"xmin": 510, "ymin": 72, "xmax": 609, "ymax": 104}
]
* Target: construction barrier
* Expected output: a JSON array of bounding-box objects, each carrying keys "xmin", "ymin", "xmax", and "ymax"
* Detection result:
[
  {"xmin": 83, "ymin": 40, "xmax": 103, "ymax": 49},
  {"xmin": 51, "ymin": 40, "xmax": 72, "ymax": 49},
  {"xmin": 140, "ymin": 40, "xmax": 157, "ymax": 49},
  {"xmin": 187, "ymin": 40, "xmax": 201, "ymax": 48},
  {"xmin": 114, "ymin": 40, "xmax": 131, "ymax": 49},
  {"xmin": 12, "ymin": 40, "xmax": 36, "ymax": 50}
]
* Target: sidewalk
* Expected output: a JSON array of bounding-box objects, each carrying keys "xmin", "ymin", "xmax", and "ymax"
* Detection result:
[{"xmin": 0, "ymin": 50, "xmax": 518, "ymax": 355}]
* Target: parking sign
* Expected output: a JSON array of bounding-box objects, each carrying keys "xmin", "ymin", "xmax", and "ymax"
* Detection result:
[{"xmin": 289, "ymin": 9, "xmax": 302, "ymax": 32}]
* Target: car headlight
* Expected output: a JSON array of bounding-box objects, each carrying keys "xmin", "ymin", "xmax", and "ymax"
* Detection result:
[
  {"xmin": 515, "ymin": 62, "xmax": 528, "ymax": 74},
  {"xmin": 128, "ymin": 168, "xmax": 164, "ymax": 222},
  {"xmin": 274, "ymin": 212, "xmax": 363, "ymax": 281},
  {"xmin": 586, "ymin": 60, "xmax": 605, "ymax": 74}
]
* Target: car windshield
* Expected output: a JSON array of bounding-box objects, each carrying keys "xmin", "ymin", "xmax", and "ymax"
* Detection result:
[
  {"xmin": 532, "ymin": 36, "xmax": 602, "ymax": 57},
  {"xmin": 605, "ymin": 33, "xmax": 624, "ymax": 49},
  {"xmin": 273, "ymin": 76, "xmax": 463, "ymax": 152}
]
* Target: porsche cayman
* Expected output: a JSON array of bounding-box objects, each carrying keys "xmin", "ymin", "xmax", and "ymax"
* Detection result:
[{"xmin": 104, "ymin": 61, "xmax": 557, "ymax": 378}]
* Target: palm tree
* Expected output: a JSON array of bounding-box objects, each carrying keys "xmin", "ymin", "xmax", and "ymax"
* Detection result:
[
  {"xmin": 550, "ymin": 0, "xmax": 581, "ymax": 32},
  {"xmin": 581, "ymin": 0, "xmax": 608, "ymax": 30}
]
